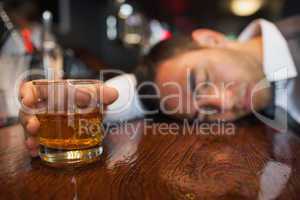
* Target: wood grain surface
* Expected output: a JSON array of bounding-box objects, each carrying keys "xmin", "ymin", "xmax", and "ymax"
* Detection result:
[{"xmin": 0, "ymin": 118, "xmax": 300, "ymax": 200}]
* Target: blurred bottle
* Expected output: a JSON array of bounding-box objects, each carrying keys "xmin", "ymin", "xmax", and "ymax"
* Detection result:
[
  {"xmin": 41, "ymin": 10, "xmax": 63, "ymax": 80},
  {"xmin": 27, "ymin": 11, "xmax": 63, "ymax": 80},
  {"xmin": 106, "ymin": 0, "xmax": 171, "ymax": 53},
  {"xmin": 106, "ymin": 0, "xmax": 149, "ymax": 47}
]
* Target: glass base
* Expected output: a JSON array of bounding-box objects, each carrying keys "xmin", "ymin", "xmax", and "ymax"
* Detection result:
[{"xmin": 39, "ymin": 145, "xmax": 103, "ymax": 167}]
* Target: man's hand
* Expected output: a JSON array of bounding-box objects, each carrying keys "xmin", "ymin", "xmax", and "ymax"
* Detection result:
[{"xmin": 19, "ymin": 80, "xmax": 118, "ymax": 157}]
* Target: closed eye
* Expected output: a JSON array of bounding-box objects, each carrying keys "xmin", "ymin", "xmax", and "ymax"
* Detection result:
[
  {"xmin": 189, "ymin": 68, "xmax": 197, "ymax": 93},
  {"xmin": 203, "ymin": 68, "xmax": 211, "ymax": 88},
  {"xmin": 189, "ymin": 68, "xmax": 210, "ymax": 97}
]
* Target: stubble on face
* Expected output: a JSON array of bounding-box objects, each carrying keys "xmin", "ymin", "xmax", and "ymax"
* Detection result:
[{"xmin": 154, "ymin": 48, "xmax": 271, "ymax": 121}]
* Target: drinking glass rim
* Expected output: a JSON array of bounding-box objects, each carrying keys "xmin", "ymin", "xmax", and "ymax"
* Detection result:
[{"xmin": 32, "ymin": 79, "xmax": 100, "ymax": 85}]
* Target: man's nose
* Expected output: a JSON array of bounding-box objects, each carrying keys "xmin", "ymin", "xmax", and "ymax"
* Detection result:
[{"xmin": 196, "ymin": 89, "xmax": 235, "ymax": 113}]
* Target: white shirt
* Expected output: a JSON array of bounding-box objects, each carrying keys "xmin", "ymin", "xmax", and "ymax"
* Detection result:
[
  {"xmin": 240, "ymin": 19, "xmax": 300, "ymax": 124},
  {"xmin": 106, "ymin": 19, "xmax": 300, "ymax": 123},
  {"xmin": 104, "ymin": 74, "xmax": 145, "ymax": 122}
]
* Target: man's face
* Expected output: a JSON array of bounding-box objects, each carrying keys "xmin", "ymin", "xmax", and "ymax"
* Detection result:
[{"xmin": 155, "ymin": 47, "xmax": 271, "ymax": 121}]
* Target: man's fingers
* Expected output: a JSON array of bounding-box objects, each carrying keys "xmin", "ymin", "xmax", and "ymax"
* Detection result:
[
  {"xmin": 26, "ymin": 117, "xmax": 40, "ymax": 135},
  {"xmin": 20, "ymin": 81, "xmax": 49, "ymax": 108},
  {"xmin": 20, "ymin": 81, "xmax": 38, "ymax": 108},
  {"xmin": 25, "ymin": 137, "xmax": 39, "ymax": 157},
  {"xmin": 21, "ymin": 80, "xmax": 118, "ymax": 109},
  {"xmin": 100, "ymin": 84, "xmax": 119, "ymax": 104},
  {"xmin": 19, "ymin": 111, "xmax": 40, "ymax": 135},
  {"xmin": 75, "ymin": 88, "xmax": 93, "ymax": 108},
  {"xmin": 20, "ymin": 110, "xmax": 39, "ymax": 157},
  {"xmin": 25, "ymin": 137, "xmax": 39, "ymax": 149},
  {"xmin": 75, "ymin": 84, "xmax": 118, "ymax": 107}
]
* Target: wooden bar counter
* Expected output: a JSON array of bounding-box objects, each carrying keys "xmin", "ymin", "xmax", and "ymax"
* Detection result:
[{"xmin": 0, "ymin": 118, "xmax": 300, "ymax": 200}]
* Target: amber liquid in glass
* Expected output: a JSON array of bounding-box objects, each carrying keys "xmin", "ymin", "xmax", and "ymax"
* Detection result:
[
  {"xmin": 36, "ymin": 109, "xmax": 104, "ymax": 167},
  {"xmin": 37, "ymin": 110, "xmax": 103, "ymax": 150}
]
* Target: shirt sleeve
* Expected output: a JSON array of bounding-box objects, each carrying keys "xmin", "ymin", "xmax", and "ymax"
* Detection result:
[
  {"xmin": 103, "ymin": 74, "xmax": 145, "ymax": 123},
  {"xmin": 238, "ymin": 19, "xmax": 300, "ymax": 123}
]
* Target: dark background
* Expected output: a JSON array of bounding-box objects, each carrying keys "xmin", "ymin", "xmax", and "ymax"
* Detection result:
[{"xmin": 1, "ymin": 0, "xmax": 300, "ymax": 71}]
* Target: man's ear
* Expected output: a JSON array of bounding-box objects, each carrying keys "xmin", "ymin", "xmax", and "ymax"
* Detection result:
[{"xmin": 192, "ymin": 29, "xmax": 228, "ymax": 48}]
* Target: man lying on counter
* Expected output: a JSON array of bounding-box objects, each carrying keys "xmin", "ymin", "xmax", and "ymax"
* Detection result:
[{"xmin": 19, "ymin": 16, "xmax": 300, "ymax": 156}]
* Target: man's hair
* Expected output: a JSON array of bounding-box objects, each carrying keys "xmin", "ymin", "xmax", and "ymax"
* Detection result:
[{"xmin": 135, "ymin": 35, "xmax": 200, "ymax": 111}]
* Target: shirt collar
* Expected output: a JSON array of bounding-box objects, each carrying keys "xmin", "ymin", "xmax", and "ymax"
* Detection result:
[{"xmin": 238, "ymin": 19, "xmax": 297, "ymax": 82}]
